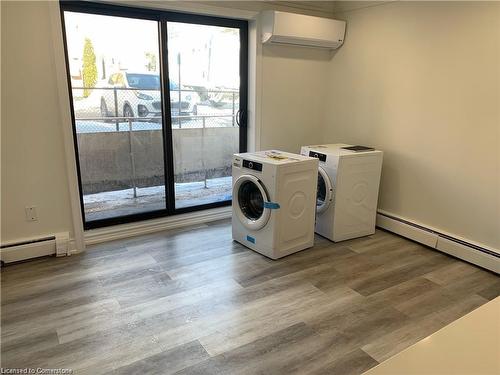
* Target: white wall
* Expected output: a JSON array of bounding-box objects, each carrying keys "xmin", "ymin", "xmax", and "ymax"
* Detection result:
[
  {"xmin": 260, "ymin": 44, "xmax": 330, "ymax": 151},
  {"xmin": 1, "ymin": 1, "xmax": 75, "ymax": 243},
  {"xmin": 324, "ymin": 1, "xmax": 500, "ymax": 250}
]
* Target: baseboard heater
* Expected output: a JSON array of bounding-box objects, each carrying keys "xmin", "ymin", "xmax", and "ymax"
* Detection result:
[
  {"xmin": 376, "ymin": 211, "xmax": 499, "ymax": 274},
  {"xmin": 0, "ymin": 232, "xmax": 70, "ymax": 264}
]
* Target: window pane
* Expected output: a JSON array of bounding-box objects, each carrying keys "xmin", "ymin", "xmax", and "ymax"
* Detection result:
[
  {"xmin": 64, "ymin": 12, "xmax": 166, "ymax": 222},
  {"xmin": 167, "ymin": 22, "xmax": 240, "ymax": 209}
]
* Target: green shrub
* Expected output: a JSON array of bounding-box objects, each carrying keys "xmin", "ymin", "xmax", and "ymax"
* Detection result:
[{"xmin": 82, "ymin": 38, "xmax": 97, "ymax": 98}]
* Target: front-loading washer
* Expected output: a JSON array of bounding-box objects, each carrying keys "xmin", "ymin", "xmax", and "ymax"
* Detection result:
[
  {"xmin": 301, "ymin": 144, "xmax": 383, "ymax": 242},
  {"xmin": 232, "ymin": 150, "xmax": 318, "ymax": 259}
]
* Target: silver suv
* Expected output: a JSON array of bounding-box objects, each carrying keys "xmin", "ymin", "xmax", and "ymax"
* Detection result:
[{"xmin": 100, "ymin": 72, "xmax": 199, "ymax": 120}]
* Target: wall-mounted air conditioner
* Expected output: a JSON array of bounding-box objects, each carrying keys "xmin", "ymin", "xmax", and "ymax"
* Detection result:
[{"xmin": 261, "ymin": 10, "xmax": 346, "ymax": 49}]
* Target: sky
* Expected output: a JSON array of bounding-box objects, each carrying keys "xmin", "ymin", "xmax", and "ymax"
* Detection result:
[{"xmin": 64, "ymin": 11, "xmax": 240, "ymax": 89}]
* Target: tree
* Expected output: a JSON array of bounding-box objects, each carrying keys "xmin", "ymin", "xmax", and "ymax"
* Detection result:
[{"xmin": 82, "ymin": 38, "xmax": 97, "ymax": 98}]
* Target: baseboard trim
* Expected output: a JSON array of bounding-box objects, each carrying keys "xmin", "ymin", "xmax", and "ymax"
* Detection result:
[
  {"xmin": 376, "ymin": 213, "xmax": 439, "ymax": 248},
  {"xmin": 1, "ymin": 240, "xmax": 56, "ymax": 263},
  {"xmin": 84, "ymin": 206, "xmax": 232, "ymax": 245},
  {"xmin": 435, "ymin": 236, "xmax": 499, "ymax": 274},
  {"xmin": 1, "ymin": 235, "xmax": 77, "ymax": 263},
  {"xmin": 376, "ymin": 211, "xmax": 500, "ymax": 274}
]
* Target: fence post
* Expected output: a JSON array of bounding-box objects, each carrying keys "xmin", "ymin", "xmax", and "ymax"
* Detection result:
[
  {"xmin": 128, "ymin": 118, "xmax": 137, "ymax": 198},
  {"xmin": 114, "ymin": 87, "xmax": 119, "ymax": 131},
  {"xmin": 178, "ymin": 88, "xmax": 182, "ymax": 129},
  {"xmin": 232, "ymin": 92, "xmax": 235, "ymax": 127},
  {"xmin": 202, "ymin": 116, "xmax": 207, "ymax": 189}
]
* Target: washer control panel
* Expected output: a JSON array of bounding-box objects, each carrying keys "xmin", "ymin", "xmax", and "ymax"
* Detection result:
[
  {"xmin": 309, "ymin": 151, "xmax": 327, "ymax": 162},
  {"xmin": 243, "ymin": 160, "xmax": 263, "ymax": 172}
]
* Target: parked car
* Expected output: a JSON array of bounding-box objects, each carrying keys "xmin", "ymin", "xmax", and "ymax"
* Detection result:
[
  {"xmin": 100, "ymin": 72, "xmax": 199, "ymax": 121},
  {"xmin": 207, "ymin": 88, "xmax": 238, "ymax": 109},
  {"xmin": 169, "ymin": 81, "xmax": 200, "ymax": 116}
]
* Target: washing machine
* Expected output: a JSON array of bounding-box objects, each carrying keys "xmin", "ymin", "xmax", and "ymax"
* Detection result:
[
  {"xmin": 232, "ymin": 150, "xmax": 318, "ymax": 259},
  {"xmin": 300, "ymin": 144, "xmax": 383, "ymax": 242}
]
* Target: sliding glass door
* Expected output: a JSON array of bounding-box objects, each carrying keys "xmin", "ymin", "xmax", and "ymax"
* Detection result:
[
  {"xmin": 60, "ymin": 1, "xmax": 247, "ymax": 229},
  {"xmin": 167, "ymin": 22, "xmax": 243, "ymax": 209},
  {"xmin": 62, "ymin": 10, "xmax": 166, "ymax": 224}
]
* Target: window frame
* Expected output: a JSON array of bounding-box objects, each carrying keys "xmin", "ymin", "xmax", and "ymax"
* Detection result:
[{"xmin": 59, "ymin": 0, "xmax": 248, "ymax": 230}]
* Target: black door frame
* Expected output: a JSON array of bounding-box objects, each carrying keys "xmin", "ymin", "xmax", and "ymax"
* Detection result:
[{"xmin": 59, "ymin": 1, "xmax": 248, "ymax": 230}]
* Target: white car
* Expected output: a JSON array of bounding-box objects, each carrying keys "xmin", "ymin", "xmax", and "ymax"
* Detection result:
[
  {"xmin": 169, "ymin": 81, "xmax": 200, "ymax": 116},
  {"xmin": 100, "ymin": 72, "xmax": 199, "ymax": 121}
]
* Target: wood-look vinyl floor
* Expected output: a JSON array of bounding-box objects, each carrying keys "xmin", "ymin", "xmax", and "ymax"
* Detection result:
[{"xmin": 1, "ymin": 219, "xmax": 499, "ymax": 374}]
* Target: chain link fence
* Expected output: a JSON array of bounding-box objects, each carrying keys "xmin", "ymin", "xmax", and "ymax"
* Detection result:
[{"xmin": 72, "ymin": 87, "xmax": 239, "ymax": 133}]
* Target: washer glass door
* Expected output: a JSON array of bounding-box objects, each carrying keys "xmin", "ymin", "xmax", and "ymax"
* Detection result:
[
  {"xmin": 233, "ymin": 175, "xmax": 271, "ymax": 230},
  {"xmin": 316, "ymin": 167, "xmax": 333, "ymax": 214}
]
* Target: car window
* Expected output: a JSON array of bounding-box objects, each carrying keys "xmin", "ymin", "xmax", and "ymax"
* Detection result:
[
  {"xmin": 169, "ymin": 81, "xmax": 179, "ymax": 90},
  {"xmin": 126, "ymin": 73, "xmax": 160, "ymax": 89}
]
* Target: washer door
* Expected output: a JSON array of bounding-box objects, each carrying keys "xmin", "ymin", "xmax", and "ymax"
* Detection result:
[
  {"xmin": 233, "ymin": 175, "xmax": 271, "ymax": 231},
  {"xmin": 316, "ymin": 167, "xmax": 333, "ymax": 214}
]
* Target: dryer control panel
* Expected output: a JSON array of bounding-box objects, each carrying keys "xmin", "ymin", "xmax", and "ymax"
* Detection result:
[
  {"xmin": 243, "ymin": 160, "xmax": 263, "ymax": 172},
  {"xmin": 308, "ymin": 151, "xmax": 327, "ymax": 162}
]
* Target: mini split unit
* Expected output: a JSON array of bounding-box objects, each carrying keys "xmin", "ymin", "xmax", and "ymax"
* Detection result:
[{"xmin": 261, "ymin": 10, "xmax": 346, "ymax": 49}]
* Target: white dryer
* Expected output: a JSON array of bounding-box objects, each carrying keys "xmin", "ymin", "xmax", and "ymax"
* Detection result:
[
  {"xmin": 300, "ymin": 144, "xmax": 383, "ymax": 242},
  {"xmin": 232, "ymin": 150, "xmax": 318, "ymax": 259}
]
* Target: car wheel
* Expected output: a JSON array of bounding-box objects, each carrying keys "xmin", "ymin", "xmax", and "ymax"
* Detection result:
[{"xmin": 123, "ymin": 104, "xmax": 134, "ymax": 119}]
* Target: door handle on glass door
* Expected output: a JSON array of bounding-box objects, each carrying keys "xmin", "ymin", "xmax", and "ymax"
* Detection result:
[{"xmin": 236, "ymin": 109, "xmax": 246, "ymax": 127}]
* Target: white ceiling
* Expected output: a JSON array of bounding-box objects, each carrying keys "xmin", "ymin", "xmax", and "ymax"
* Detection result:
[
  {"xmin": 272, "ymin": 1, "xmax": 336, "ymax": 14},
  {"xmin": 274, "ymin": 1, "xmax": 396, "ymax": 15},
  {"xmin": 332, "ymin": 1, "xmax": 396, "ymax": 14},
  {"xmin": 196, "ymin": 1, "xmax": 394, "ymax": 17}
]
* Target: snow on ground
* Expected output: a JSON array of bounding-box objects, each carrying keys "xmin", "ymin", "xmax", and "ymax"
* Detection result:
[{"xmin": 84, "ymin": 176, "xmax": 232, "ymax": 221}]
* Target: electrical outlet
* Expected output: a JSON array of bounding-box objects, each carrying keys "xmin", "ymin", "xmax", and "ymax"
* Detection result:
[{"xmin": 25, "ymin": 206, "xmax": 38, "ymax": 221}]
